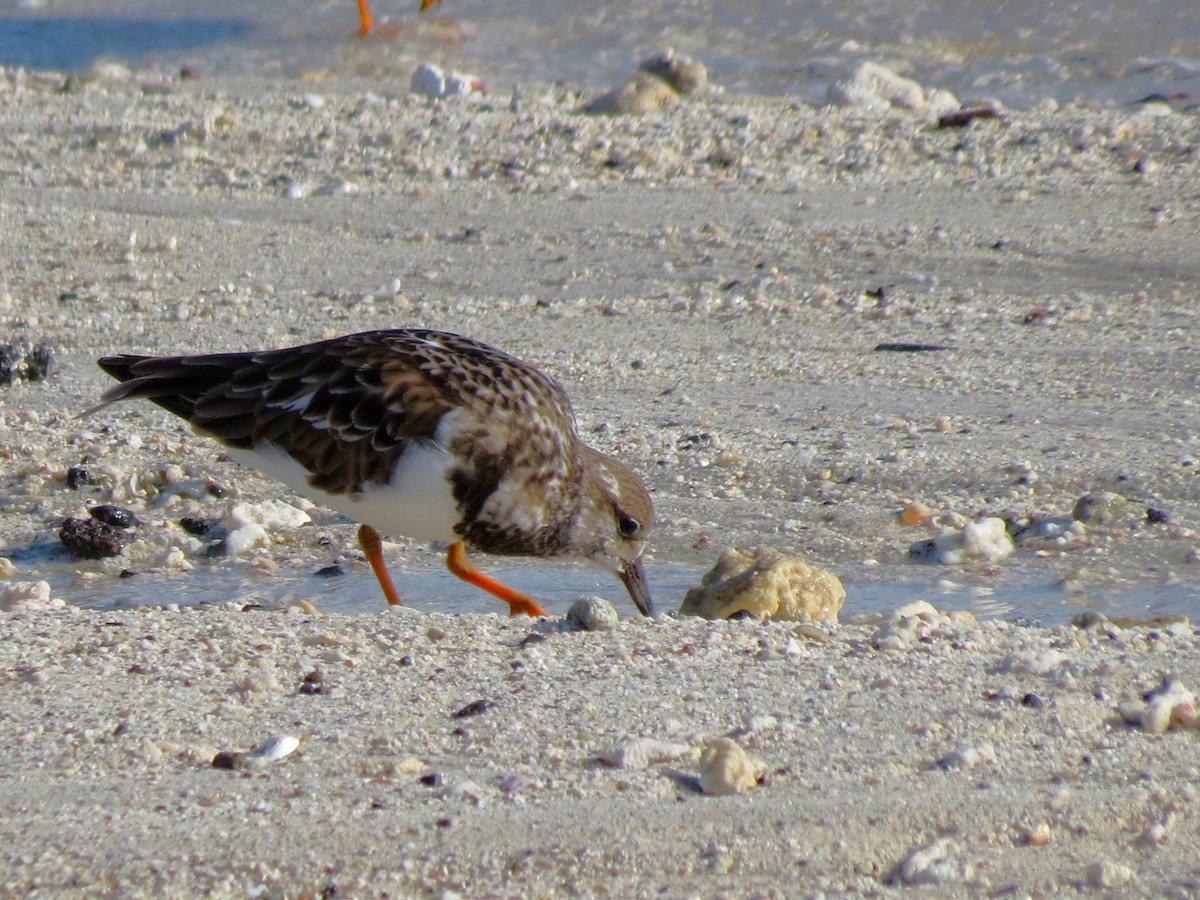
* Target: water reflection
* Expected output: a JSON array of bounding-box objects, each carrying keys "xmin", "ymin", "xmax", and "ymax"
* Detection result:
[
  {"xmin": 59, "ymin": 560, "xmax": 704, "ymax": 618},
  {"xmin": 51, "ymin": 557, "xmax": 1200, "ymax": 625}
]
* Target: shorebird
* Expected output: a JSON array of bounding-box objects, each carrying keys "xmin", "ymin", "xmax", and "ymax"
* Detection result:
[
  {"xmin": 356, "ymin": 0, "xmax": 443, "ymax": 37},
  {"xmin": 93, "ymin": 329, "xmax": 654, "ymax": 617}
]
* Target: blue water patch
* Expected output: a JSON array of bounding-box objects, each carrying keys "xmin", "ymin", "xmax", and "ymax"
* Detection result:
[{"xmin": 0, "ymin": 17, "xmax": 256, "ymax": 71}]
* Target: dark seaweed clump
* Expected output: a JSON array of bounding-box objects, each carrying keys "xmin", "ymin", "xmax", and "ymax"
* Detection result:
[{"xmin": 0, "ymin": 343, "xmax": 54, "ymax": 385}]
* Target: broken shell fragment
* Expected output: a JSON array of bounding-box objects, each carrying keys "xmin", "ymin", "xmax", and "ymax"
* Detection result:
[
  {"xmin": 247, "ymin": 734, "xmax": 300, "ymax": 761},
  {"xmin": 597, "ymin": 738, "xmax": 694, "ymax": 769}
]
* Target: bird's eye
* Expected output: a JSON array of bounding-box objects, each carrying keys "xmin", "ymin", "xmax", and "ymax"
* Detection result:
[{"xmin": 617, "ymin": 513, "xmax": 640, "ymax": 538}]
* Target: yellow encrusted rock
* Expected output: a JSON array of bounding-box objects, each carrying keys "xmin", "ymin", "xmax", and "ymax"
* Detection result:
[{"xmin": 678, "ymin": 546, "xmax": 845, "ymax": 622}]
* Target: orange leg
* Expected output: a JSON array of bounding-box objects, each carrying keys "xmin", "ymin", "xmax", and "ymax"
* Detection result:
[
  {"xmin": 358, "ymin": 524, "xmax": 402, "ymax": 606},
  {"xmin": 358, "ymin": 0, "xmax": 444, "ymax": 37},
  {"xmin": 354, "ymin": 0, "xmax": 374, "ymax": 35},
  {"xmin": 445, "ymin": 541, "xmax": 547, "ymax": 617}
]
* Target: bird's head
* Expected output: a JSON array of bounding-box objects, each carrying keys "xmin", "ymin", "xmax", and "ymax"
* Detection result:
[{"xmin": 576, "ymin": 449, "xmax": 655, "ymax": 616}]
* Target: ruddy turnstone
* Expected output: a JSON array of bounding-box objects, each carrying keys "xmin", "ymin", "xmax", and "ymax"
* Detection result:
[{"xmin": 93, "ymin": 329, "xmax": 654, "ymax": 617}]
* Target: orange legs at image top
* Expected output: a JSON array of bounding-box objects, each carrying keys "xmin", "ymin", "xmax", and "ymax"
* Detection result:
[
  {"xmin": 355, "ymin": 0, "xmax": 445, "ymax": 36},
  {"xmin": 356, "ymin": 524, "xmax": 548, "ymax": 617}
]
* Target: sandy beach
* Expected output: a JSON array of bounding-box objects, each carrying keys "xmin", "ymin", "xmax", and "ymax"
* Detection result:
[{"xmin": 2, "ymin": 54, "xmax": 1200, "ymax": 895}]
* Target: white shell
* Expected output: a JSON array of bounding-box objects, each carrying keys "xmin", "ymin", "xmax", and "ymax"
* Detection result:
[{"xmin": 246, "ymin": 734, "xmax": 300, "ymax": 762}]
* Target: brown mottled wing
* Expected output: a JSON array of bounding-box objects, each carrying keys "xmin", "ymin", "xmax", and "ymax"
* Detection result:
[
  {"xmin": 97, "ymin": 329, "xmax": 579, "ymax": 502},
  {"xmin": 98, "ymin": 332, "xmax": 461, "ymax": 495}
]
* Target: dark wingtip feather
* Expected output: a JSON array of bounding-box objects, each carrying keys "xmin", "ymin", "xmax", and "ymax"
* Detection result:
[
  {"xmin": 77, "ymin": 355, "xmax": 153, "ymax": 418},
  {"xmin": 90, "ymin": 354, "xmax": 223, "ymax": 422},
  {"xmin": 97, "ymin": 354, "xmax": 150, "ymax": 382}
]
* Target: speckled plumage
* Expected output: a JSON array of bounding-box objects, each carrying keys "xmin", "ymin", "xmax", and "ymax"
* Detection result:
[{"xmin": 95, "ymin": 329, "xmax": 654, "ymax": 615}]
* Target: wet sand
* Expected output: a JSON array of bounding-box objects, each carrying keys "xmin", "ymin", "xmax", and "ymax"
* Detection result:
[{"xmin": 2, "ymin": 63, "xmax": 1200, "ymax": 894}]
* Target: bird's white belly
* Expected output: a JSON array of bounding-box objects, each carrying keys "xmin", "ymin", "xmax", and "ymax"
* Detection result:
[{"xmin": 225, "ymin": 442, "xmax": 461, "ymax": 542}]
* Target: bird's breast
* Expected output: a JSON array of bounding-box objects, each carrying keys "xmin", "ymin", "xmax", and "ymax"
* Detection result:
[{"xmin": 228, "ymin": 440, "xmax": 461, "ymax": 543}]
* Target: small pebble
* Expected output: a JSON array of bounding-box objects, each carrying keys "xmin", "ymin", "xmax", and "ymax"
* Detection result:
[
  {"xmin": 246, "ymin": 734, "xmax": 300, "ymax": 762},
  {"xmin": 732, "ymin": 714, "xmax": 778, "ymax": 737},
  {"xmin": 451, "ymin": 699, "xmax": 492, "ymax": 719},
  {"xmin": 498, "ymin": 773, "xmax": 539, "ymax": 794},
  {"xmin": 443, "ymin": 782, "xmax": 484, "ymax": 804},
  {"xmin": 1072, "ymin": 492, "xmax": 1132, "ymax": 526},
  {"xmin": 937, "ymin": 105, "xmax": 1004, "ymax": 128},
  {"xmin": 937, "ymin": 742, "xmax": 996, "ymax": 770},
  {"xmin": 892, "ymin": 836, "xmax": 974, "ymax": 885},
  {"xmin": 89, "ymin": 504, "xmax": 140, "ymax": 528},
  {"xmin": 1086, "ymin": 860, "xmax": 1137, "ymax": 889},
  {"xmin": 900, "ymin": 502, "xmax": 932, "ymax": 526},
  {"xmin": 180, "ymin": 516, "xmax": 222, "ymax": 538},
  {"xmin": 66, "ymin": 465, "xmax": 94, "ymax": 489},
  {"xmin": 298, "ymin": 670, "xmax": 325, "ymax": 694},
  {"xmin": 224, "ymin": 523, "xmax": 268, "ymax": 556},
  {"xmin": 392, "ymin": 756, "xmax": 423, "ymax": 776},
  {"xmin": 1137, "ymin": 818, "xmax": 1170, "ymax": 846},
  {"xmin": 1021, "ymin": 822, "xmax": 1053, "ymax": 846}
]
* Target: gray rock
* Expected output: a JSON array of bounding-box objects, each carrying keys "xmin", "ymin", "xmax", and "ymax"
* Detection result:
[{"xmin": 566, "ymin": 596, "xmax": 620, "ymax": 631}]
